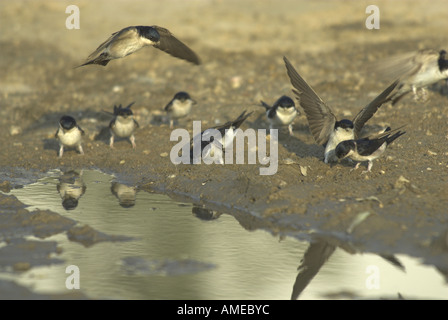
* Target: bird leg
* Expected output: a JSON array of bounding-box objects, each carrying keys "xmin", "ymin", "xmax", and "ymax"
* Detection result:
[
  {"xmin": 413, "ymin": 86, "xmax": 428, "ymax": 102},
  {"xmin": 130, "ymin": 135, "xmax": 136, "ymax": 149},
  {"xmin": 350, "ymin": 162, "xmax": 361, "ymax": 173},
  {"xmin": 361, "ymin": 161, "xmax": 373, "ymax": 174}
]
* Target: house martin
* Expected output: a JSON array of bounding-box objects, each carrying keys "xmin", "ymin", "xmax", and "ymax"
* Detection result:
[
  {"xmin": 372, "ymin": 49, "xmax": 448, "ymax": 104},
  {"xmin": 55, "ymin": 115, "xmax": 85, "ymax": 158},
  {"xmin": 109, "ymin": 102, "xmax": 139, "ymax": 148},
  {"xmin": 77, "ymin": 25, "xmax": 201, "ymax": 67},
  {"xmin": 335, "ymin": 127, "xmax": 406, "ymax": 173},
  {"xmin": 190, "ymin": 110, "xmax": 253, "ymax": 163},
  {"xmin": 283, "ymin": 56, "xmax": 398, "ymax": 163},
  {"xmin": 260, "ymin": 95, "xmax": 298, "ymax": 135},
  {"xmin": 164, "ymin": 91, "xmax": 196, "ymax": 128}
]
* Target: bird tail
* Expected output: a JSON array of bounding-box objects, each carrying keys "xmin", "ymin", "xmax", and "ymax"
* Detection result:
[
  {"xmin": 385, "ymin": 130, "xmax": 406, "ymax": 146},
  {"xmin": 232, "ymin": 110, "xmax": 253, "ymax": 129},
  {"xmin": 74, "ymin": 53, "xmax": 110, "ymax": 68}
]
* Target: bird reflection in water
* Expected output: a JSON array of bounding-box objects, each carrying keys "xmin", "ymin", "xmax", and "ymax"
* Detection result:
[
  {"xmin": 56, "ymin": 170, "xmax": 87, "ymax": 210},
  {"xmin": 111, "ymin": 182, "xmax": 138, "ymax": 208},
  {"xmin": 192, "ymin": 204, "xmax": 222, "ymax": 221}
]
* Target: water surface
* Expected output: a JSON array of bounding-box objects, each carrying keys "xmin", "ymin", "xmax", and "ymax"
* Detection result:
[{"xmin": 4, "ymin": 170, "xmax": 447, "ymax": 299}]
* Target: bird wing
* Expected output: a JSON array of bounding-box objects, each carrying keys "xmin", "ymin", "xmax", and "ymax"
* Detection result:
[
  {"xmin": 231, "ymin": 110, "xmax": 253, "ymax": 130},
  {"xmin": 370, "ymin": 49, "xmax": 439, "ymax": 81},
  {"xmin": 85, "ymin": 30, "xmax": 120, "ymax": 61},
  {"xmin": 352, "ymin": 80, "xmax": 399, "ymax": 138},
  {"xmin": 109, "ymin": 118, "xmax": 116, "ymax": 129},
  {"xmin": 356, "ymin": 126, "xmax": 405, "ymax": 156},
  {"xmin": 284, "ymin": 56, "xmax": 336, "ymax": 145},
  {"xmin": 259, "ymin": 100, "xmax": 277, "ymax": 119},
  {"xmin": 77, "ymin": 126, "xmax": 85, "ymax": 135},
  {"xmin": 151, "ymin": 26, "xmax": 201, "ymax": 65},
  {"xmin": 164, "ymin": 99, "xmax": 174, "ymax": 112},
  {"xmin": 355, "ymin": 137, "xmax": 387, "ymax": 157},
  {"xmin": 266, "ymin": 107, "xmax": 277, "ymax": 119}
]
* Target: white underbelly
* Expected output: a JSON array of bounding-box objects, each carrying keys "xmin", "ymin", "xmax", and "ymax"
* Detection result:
[{"xmin": 58, "ymin": 129, "xmax": 82, "ymax": 147}]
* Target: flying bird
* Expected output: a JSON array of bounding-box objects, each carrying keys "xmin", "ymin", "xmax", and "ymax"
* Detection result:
[
  {"xmin": 77, "ymin": 25, "xmax": 201, "ymax": 67},
  {"xmin": 371, "ymin": 49, "xmax": 448, "ymax": 105},
  {"xmin": 283, "ymin": 56, "xmax": 398, "ymax": 163}
]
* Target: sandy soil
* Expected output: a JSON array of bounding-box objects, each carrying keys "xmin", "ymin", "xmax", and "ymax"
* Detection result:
[{"xmin": 1, "ymin": 0, "xmax": 448, "ymax": 296}]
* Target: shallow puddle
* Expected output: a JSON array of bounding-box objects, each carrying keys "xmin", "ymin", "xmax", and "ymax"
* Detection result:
[{"xmin": 2, "ymin": 169, "xmax": 447, "ymax": 299}]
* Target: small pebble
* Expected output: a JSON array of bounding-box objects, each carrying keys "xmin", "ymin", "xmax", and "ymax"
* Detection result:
[{"xmin": 10, "ymin": 126, "xmax": 21, "ymax": 136}]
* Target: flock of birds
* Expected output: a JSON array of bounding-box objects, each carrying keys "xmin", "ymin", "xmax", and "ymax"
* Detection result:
[{"xmin": 55, "ymin": 24, "xmax": 448, "ymax": 173}]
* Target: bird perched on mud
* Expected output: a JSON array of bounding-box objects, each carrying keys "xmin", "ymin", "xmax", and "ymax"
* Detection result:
[
  {"xmin": 190, "ymin": 110, "xmax": 253, "ymax": 164},
  {"xmin": 55, "ymin": 115, "xmax": 85, "ymax": 158},
  {"xmin": 371, "ymin": 49, "xmax": 448, "ymax": 105},
  {"xmin": 335, "ymin": 127, "xmax": 406, "ymax": 173},
  {"xmin": 164, "ymin": 91, "xmax": 197, "ymax": 128},
  {"xmin": 283, "ymin": 56, "xmax": 399, "ymax": 164},
  {"xmin": 109, "ymin": 102, "xmax": 139, "ymax": 149},
  {"xmin": 77, "ymin": 25, "xmax": 201, "ymax": 67},
  {"xmin": 259, "ymin": 95, "xmax": 298, "ymax": 135}
]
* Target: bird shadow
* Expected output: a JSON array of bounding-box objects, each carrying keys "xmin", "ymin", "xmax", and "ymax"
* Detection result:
[
  {"xmin": 42, "ymin": 138, "xmax": 59, "ymax": 154},
  {"xmin": 150, "ymin": 112, "xmax": 167, "ymax": 126}
]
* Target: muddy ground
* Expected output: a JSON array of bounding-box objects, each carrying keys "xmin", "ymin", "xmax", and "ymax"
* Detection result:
[{"xmin": 1, "ymin": 0, "xmax": 448, "ymax": 298}]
